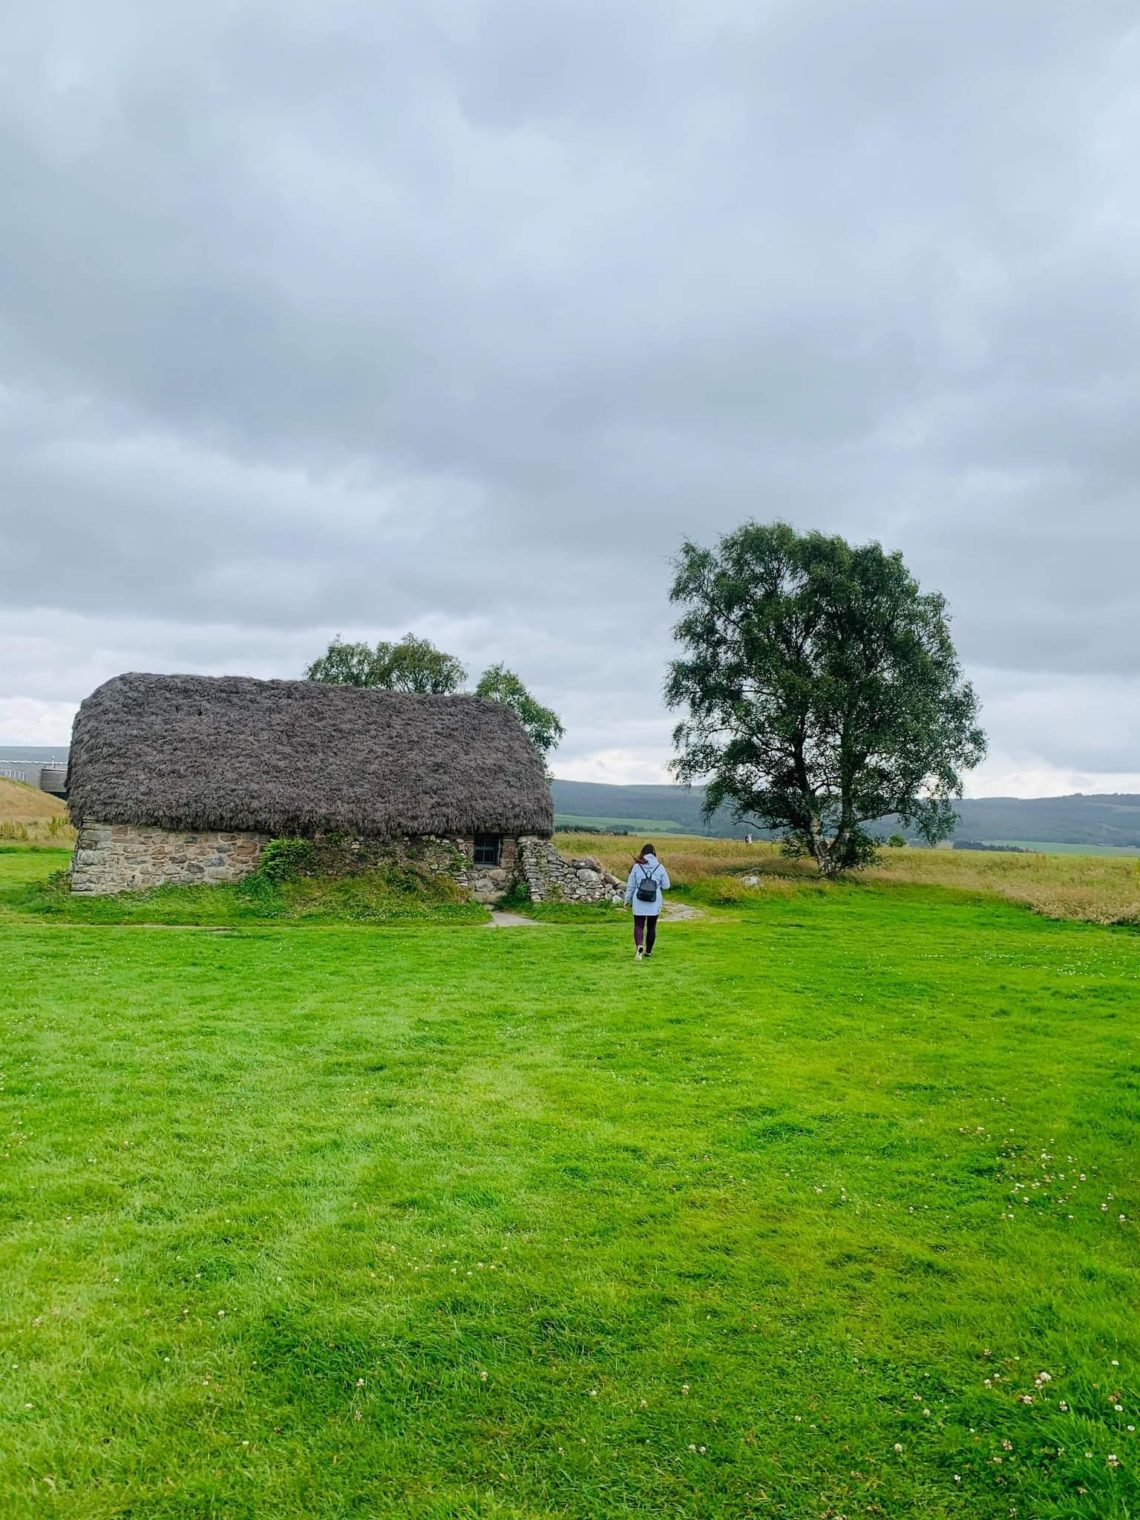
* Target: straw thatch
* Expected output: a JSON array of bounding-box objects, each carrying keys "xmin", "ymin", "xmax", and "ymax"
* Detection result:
[{"xmin": 67, "ymin": 673, "xmax": 554, "ymax": 838}]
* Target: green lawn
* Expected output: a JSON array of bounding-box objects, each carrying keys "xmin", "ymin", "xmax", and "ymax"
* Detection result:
[{"xmin": 1, "ymin": 849, "xmax": 1138, "ymax": 1518}]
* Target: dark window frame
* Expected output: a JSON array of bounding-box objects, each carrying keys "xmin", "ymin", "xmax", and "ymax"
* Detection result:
[{"xmin": 473, "ymin": 834, "xmax": 502, "ymax": 867}]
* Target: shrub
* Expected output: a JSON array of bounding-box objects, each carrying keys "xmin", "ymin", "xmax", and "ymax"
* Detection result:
[
  {"xmin": 684, "ymin": 874, "xmax": 755, "ymax": 907},
  {"xmin": 497, "ymin": 881, "xmax": 533, "ymax": 912},
  {"xmin": 887, "ymin": 834, "xmax": 907, "ymax": 848},
  {"xmin": 257, "ymin": 837, "xmax": 317, "ymax": 882}
]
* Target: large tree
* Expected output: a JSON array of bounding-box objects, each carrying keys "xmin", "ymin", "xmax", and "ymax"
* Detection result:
[
  {"xmin": 305, "ymin": 639, "xmax": 564, "ymax": 764},
  {"xmin": 474, "ymin": 663, "xmax": 565, "ymax": 764},
  {"xmin": 305, "ymin": 634, "xmax": 467, "ymax": 694},
  {"xmin": 666, "ymin": 522, "xmax": 986, "ymax": 875}
]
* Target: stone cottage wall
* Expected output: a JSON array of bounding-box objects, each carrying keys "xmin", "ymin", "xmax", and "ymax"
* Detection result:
[
  {"xmin": 70, "ymin": 822, "xmax": 269, "ymax": 894},
  {"xmin": 70, "ymin": 823, "xmax": 621, "ymax": 904},
  {"xmin": 453, "ymin": 836, "xmax": 519, "ymax": 903},
  {"xmin": 68, "ymin": 825, "xmax": 525, "ymax": 900},
  {"xmin": 517, "ymin": 836, "xmax": 624, "ymax": 903},
  {"xmin": 265, "ymin": 833, "xmax": 520, "ymax": 904}
]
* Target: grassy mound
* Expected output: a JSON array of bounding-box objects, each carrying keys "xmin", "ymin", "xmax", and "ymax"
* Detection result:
[{"xmin": 6, "ymin": 855, "xmax": 487, "ymax": 926}]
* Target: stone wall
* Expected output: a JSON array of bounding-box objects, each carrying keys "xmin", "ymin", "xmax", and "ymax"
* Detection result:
[
  {"xmin": 265, "ymin": 833, "xmax": 519, "ymax": 904},
  {"xmin": 70, "ymin": 822, "xmax": 269, "ymax": 894},
  {"xmin": 69, "ymin": 824, "xmax": 524, "ymax": 900},
  {"xmin": 455, "ymin": 836, "xmax": 519, "ymax": 903},
  {"xmin": 517, "ymin": 836, "xmax": 624, "ymax": 903},
  {"xmin": 70, "ymin": 822, "xmax": 620, "ymax": 904}
]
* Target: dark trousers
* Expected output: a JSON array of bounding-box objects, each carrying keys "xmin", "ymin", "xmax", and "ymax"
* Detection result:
[{"xmin": 633, "ymin": 915, "xmax": 658, "ymax": 953}]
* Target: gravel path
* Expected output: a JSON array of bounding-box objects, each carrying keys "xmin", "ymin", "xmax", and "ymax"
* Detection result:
[
  {"xmin": 484, "ymin": 902, "xmax": 704, "ymax": 927},
  {"xmin": 661, "ymin": 901, "xmax": 704, "ymax": 921}
]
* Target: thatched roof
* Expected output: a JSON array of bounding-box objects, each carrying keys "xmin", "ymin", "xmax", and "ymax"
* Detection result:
[{"xmin": 67, "ymin": 673, "xmax": 554, "ymax": 838}]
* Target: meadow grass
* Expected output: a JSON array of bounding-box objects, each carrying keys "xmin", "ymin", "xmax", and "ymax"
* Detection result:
[
  {"xmin": 554, "ymin": 816, "xmax": 684, "ymax": 833},
  {"xmin": 3, "ymin": 852, "xmax": 486, "ymax": 927},
  {"xmin": 1, "ymin": 847, "xmax": 1138, "ymax": 1518},
  {"xmin": 985, "ymin": 841, "xmax": 1140, "ymax": 858},
  {"xmin": 561, "ymin": 833, "xmax": 1140, "ymax": 927},
  {"xmin": 0, "ymin": 780, "xmax": 75, "ymax": 849}
]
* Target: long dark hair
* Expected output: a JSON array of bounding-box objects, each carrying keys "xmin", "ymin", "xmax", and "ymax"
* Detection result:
[{"xmin": 637, "ymin": 842, "xmax": 657, "ymax": 863}]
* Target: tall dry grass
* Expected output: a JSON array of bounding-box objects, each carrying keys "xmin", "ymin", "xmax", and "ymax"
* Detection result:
[
  {"xmin": 0, "ymin": 816, "xmax": 76, "ymax": 847},
  {"xmin": 559, "ymin": 832, "xmax": 1140, "ymax": 927},
  {"xmin": 866, "ymin": 844, "xmax": 1140, "ymax": 926},
  {"xmin": 0, "ymin": 778, "xmax": 74, "ymax": 847}
]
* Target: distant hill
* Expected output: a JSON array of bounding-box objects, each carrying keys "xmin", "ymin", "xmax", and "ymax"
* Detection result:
[
  {"xmin": 552, "ymin": 780, "xmax": 1140, "ymax": 849},
  {"xmin": 944, "ymin": 793, "xmax": 1140, "ymax": 849},
  {"xmin": 552, "ymin": 780, "xmax": 740, "ymax": 836}
]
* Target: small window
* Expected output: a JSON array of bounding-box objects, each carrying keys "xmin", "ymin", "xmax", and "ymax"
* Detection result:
[{"xmin": 473, "ymin": 834, "xmax": 501, "ymax": 867}]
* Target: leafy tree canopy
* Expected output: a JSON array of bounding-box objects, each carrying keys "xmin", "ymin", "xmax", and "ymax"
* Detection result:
[
  {"xmin": 474, "ymin": 664, "xmax": 566, "ymax": 763},
  {"xmin": 666, "ymin": 521, "xmax": 986, "ymax": 875},
  {"xmin": 305, "ymin": 634, "xmax": 466, "ymax": 694},
  {"xmin": 305, "ymin": 641, "xmax": 564, "ymax": 763}
]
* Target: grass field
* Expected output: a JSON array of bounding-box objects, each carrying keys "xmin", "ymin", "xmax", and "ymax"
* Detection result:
[
  {"xmin": 983, "ymin": 840, "xmax": 1140, "ymax": 858},
  {"xmin": 555, "ymin": 815, "xmax": 684, "ymax": 834},
  {"xmin": 0, "ymin": 779, "xmax": 75, "ymax": 848},
  {"xmin": 1, "ymin": 845, "xmax": 1138, "ymax": 1518},
  {"xmin": 559, "ymin": 834, "xmax": 1140, "ymax": 927}
]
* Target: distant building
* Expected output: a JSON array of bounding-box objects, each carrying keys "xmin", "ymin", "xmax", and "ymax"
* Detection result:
[
  {"xmin": 66, "ymin": 672, "xmax": 618, "ymax": 902},
  {"xmin": 0, "ymin": 760, "xmax": 67, "ymax": 796}
]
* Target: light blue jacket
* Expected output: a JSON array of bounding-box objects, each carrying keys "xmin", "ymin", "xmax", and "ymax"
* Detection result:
[{"xmin": 624, "ymin": 853, "xmax": 671, "ymax": 916}]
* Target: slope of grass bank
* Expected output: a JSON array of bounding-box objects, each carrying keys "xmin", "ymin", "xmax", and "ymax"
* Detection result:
[
  {"xmin": 0, "ymin": 779, "xmax": 74, "ymax": 847},
  {"xmin": 561, "ymin": 833, "xmax": 1140, "ymax": 926},
  {"xmin": 0, "ymin": 849, "xmax": 486, "ymax": 926},
  {"xmin": 1, "ymin": 848, "xmax": 1137, "ymax": 1518}
]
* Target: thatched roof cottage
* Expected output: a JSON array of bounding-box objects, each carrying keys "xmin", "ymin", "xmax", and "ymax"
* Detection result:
[{"xmin": 67, "ymin": 672, "xmax": 577, "ymax": 898}]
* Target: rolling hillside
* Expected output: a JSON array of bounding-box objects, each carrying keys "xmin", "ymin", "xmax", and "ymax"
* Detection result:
[{"xmin": 552, "ymin": 780, "xmax": 1140, "ymax": 849}]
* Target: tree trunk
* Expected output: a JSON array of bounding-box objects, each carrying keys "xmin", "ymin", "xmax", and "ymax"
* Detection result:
[{"xmin": 807, "ymin": 811, "xmax": 832, "ymax": 875}]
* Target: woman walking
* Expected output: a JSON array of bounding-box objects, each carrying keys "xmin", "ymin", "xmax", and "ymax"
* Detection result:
[{"xmin": 624, "ymin": 843, "xmax": 671, "ymax": 960}]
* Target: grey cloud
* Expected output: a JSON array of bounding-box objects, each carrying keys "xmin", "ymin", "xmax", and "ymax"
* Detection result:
[{"xmin": 1, "ymin": 0, "xmax": 1138, "ymax": 783}]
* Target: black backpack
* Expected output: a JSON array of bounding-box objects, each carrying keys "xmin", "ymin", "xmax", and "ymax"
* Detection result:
[{"xmin": 635, "ymin": 862, "xmax": 660, "ymax": 903}]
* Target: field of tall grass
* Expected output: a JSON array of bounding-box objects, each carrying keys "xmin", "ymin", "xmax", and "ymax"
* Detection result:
[
  {"xmin": 0, "ymin": 778, "xmax": 75, "ymax": 847},
  {"xmin": 559, "ymin": 832, "xmax": 1140, "ymax": 927}
]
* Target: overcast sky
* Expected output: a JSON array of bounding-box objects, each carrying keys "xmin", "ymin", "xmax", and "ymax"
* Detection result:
[{"xmin": 2, "ymin": 1, "xmax": 1138, "ymax": 793}]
